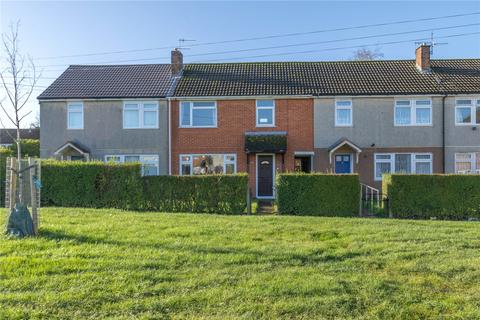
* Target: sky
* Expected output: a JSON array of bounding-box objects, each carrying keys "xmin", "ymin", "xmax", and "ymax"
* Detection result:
[{"xmin": 0, "ymin": 0, "xmax": 479, "ymax": 127}]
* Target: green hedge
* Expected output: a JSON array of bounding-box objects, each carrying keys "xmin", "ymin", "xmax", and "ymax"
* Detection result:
[
  {"xmin": 383, "ymin": 174, "xmax": 480, "ymax": 220},
  {"xmin": 40, "ymin": 160, "xmax": 248, "ymax": 214},
  {"xmin": 276, "ymin": 173, "xmax": 360, "ymax": 216},
  {"xmin": 41, "ymin": 160, "xmax": 143, "ymax": 209},
  {"xmin": 8, "ymin": 139, "xmax": 40, "ymax": 157},
  {"xmin": 142, "ymin": 174, "xmax": 248, "ymax": 214},
  {"xmin": 0, "ymin": 148, "xmax": 13, "ymax": 207}
]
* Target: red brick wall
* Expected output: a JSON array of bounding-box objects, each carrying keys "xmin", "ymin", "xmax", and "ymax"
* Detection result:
[{"xmin": 171, "ymin": 98, "xmax": 314, "ymax": 193}]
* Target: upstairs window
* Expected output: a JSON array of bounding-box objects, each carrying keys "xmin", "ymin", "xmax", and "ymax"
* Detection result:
[
  {"xmin": 335, "ymin": 100, "xmax": 352, "ymax": 126},
  {"xmin": 123, "ymin": 102, "xmax": 158, "ymax": 129},
  {"xmin": 256, "ymin": 100, "xmax": 275, "ymax": 127},
  {"xmin": 455, "ymin": 99, "xmax": 480, "ymax": 125},
  {"xmin": 67, "ymin": 102, "xmax": 83, "ymax": 129},
  {"xmin": 180, "ymin": 101, "xmax": 217, "ymax": 128},
  {"xmin": 395, "ymin": 99, "xmax": 432, "ymax": 126}
]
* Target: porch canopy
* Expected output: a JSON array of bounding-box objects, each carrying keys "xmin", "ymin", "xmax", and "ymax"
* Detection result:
[
  {"xmin": 328, "ymin": 137, "xmax": 362, "ymax": 164},
  {"xmin": 54, "ymin": 141, "xmax": 90, "ymax": 160},
  {"xmin": 245, "ymin": 131, "xmax": 287, "ymax": 154}
]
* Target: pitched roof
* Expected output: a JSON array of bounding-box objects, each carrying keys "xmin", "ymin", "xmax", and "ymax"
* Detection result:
[
  {"xmin": 174, "ymin": 59, "xmax": 480, "ymax": 97},
  {"xmin": 0, "ymin": 128, "xmax": 40, "ymax": 145},
  {"xmin": 38, "ymin": 64, "xmax": 174, "ymax": 99}
]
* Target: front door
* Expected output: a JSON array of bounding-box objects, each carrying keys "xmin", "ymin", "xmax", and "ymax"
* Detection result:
[
  {"xmin": 257, "ymin": 155, "xmax": 274, "ymax": 198},
  {"xmin": 335, "ymin": 154, "xmax": 351, "ymax": 173}
]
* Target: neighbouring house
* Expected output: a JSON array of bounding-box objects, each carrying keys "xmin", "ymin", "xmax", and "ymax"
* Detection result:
[
  {"xmin": 37, "ymin": 52, "xmax": 183, "ymax": 174},
  {"xmin": 38, "ymin": 44, "xmax": 480, "ymax": 197},
  {"xmin": 0, "ymin": 128, "xmax": 40, "ymax": 148}
]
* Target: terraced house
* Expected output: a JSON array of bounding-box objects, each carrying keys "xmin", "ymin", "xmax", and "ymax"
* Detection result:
[{"xmin": 38, "ymin": 45, "xmax": 480, "ymax": 197}]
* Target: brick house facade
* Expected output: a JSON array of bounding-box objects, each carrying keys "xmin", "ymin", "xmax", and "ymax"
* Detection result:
[{"xmin": 171, "ymin": 98, "xmax": 314, "ymax": 196}]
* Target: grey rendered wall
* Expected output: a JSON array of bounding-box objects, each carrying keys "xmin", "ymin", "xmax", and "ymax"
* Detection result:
[
  {"xmin": 314, "ymin": 96, "xmax": 443, "ymax": 149},
  {"xmin": 444, "ymin": 96, "xmax": 480, "ymax": 173},
  {"xmin": 40, "ymin": 100, "xmax": 169, "ymax": 174}
]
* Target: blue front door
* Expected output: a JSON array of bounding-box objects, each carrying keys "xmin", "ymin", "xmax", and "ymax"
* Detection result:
[{"xmin": 335, "ymin": 154, "xmax": 351, "ymax": 173}]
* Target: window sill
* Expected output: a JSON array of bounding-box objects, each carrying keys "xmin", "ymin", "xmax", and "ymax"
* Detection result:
[
  {"xmin": 256, "ymin": 124, "xmax": 275, "ymax": 128},
  {"xmin": 123, "ymin": 127, "xmax": 159, "ymax": 129},
  {"xmin": 179, "ymin": 126, "xmax": 218, "ymax": 129}
]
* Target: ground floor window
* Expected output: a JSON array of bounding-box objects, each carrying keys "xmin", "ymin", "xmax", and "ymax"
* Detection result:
[
  {"xmin": 455, "ymin": 152, "xmax": 480, "ymax": 174},
  {"xmin": 105, "ymin": 154, "xmax": 159, "ymax": 176},
  {"xmin": 180, "ymin": 154, "xmax": 237, "ymax": 175},
  {"xmin": 374, "ymin": 153, "xmax": 432, "ymax": 180}
]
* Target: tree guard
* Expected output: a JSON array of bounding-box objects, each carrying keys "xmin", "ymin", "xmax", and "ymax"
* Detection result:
[{"xmin": 4, "ymin": 157, "xmax": 41, "ymax": 237}]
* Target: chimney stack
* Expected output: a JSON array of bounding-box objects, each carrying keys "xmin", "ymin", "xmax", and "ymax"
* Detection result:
[
  {"xmin": 171, "ymin": 48, "xmax": 183, "ymax": 76},
  {"xmin": 415, "ymin": 44, "xmax": 431, "ymax": 73}
]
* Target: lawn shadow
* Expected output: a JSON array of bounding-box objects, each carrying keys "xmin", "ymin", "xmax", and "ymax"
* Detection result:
[{"xmin": 40, "ymin": 228, "xmax": 123, "ymax": 246}]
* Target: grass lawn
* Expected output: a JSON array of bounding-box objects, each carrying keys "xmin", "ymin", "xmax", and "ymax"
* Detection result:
[{"xmin": 1, "ymin": 208, "xmax": 480, "ymax": 319}]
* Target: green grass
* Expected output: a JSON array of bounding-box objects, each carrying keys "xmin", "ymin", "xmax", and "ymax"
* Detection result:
[{"xmin": 1, "ymin": 208, "xmax": 480, "ymax": 319}]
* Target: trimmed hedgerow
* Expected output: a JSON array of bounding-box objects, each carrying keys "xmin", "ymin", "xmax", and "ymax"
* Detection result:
[
  {"xmin": 383, "ymin": 174, "xmax": 480, "ymax": 220},
  {"xmin": 142, "ymin": 174, "xmax": 248, "ymax": 214},
  {"xmin": 41, "ymin": 160, "xmax": 142, "ymax": 209},
  {"xmin": 276, "ymin": 173, "xmax": 360, "ymax": 216},
  {"xmin": 8, "ymin": 139, "xmax": 40, "ymax": 157},
  {"xmin": 40, "ymin": 160, "xmax": 248, "ymax": 214}
]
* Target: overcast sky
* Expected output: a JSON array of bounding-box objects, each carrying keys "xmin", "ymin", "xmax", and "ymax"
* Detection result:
[{"xmin": 1, "ymin": 1, "xmax": 479, "ymax": 127}]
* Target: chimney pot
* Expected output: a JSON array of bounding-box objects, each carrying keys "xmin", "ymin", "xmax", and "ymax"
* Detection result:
[
  {"xmin": 415, "ymin": 44, "xmax": 431, "ymax": 73},
  {"xmin": 171, "ymin": 48, "xmax": 183, "ymax": 76}
]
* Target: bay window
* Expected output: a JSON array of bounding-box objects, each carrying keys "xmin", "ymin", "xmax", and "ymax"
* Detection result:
[
  {"xmin": 180, "ymin": 154, "xmax": 237, "ymax": 175},
  {"xmin": 374, "ymin": 153, "xmax": 432, "ymax": 181},
  {"xmin": 395, "ymin": 99, "xmax": 432, "ymax": 126},
  {"xmin": 123, "ymin": 102, "xmax": 158, "ymax": 129},
  {"xmin": 180, "ymin": 101, "xmax": 217, "ymax": 127}
]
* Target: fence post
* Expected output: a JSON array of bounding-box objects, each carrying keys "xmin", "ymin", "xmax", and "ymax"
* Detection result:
[
  {"xmin": 8, "ymin": 157, "xmax": 16, "ymax": 211},
  {"xmin": 28, "ymin": 157, "xmax": 38, "ymax": 235}
]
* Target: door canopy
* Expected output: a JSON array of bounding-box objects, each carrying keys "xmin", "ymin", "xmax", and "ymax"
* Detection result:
[
  {"xmin": 245, "ymin": 131, "xmax": 287, "ymax": 154},
  {"xmin": 328, "ymin": 137, "xmax": 362, "ymax": 164}
]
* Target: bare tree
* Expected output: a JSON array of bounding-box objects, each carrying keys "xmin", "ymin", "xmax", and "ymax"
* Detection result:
[
  {"xmin": 0, "ymin": 21, "xmax": 40, "ymax": 204},
  {"xmin": 352, "ymin": 47, "xmax": 384, "ymax": 61},
  {"xmin": 30, "ymin": 111, "xmax": 40, "ymax": 129}
]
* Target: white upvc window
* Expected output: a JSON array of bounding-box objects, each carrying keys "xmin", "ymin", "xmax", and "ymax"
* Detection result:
[
  {"xmin": 180, "ymin": 101, "xmax": 217, "ymax": 128},
  {"xmin": 374, "ymin": 153, "xmax": 432, "ymax": 181},
  {"xmin": 256, "ymin": 100, "xmax": 275, "ymax": 127},
  {"xmin": 335, "ymin": 100, "xmax": 352, "ymax": 126},
  {"xmin": 67, "ymin": 102, "xmax": 84, "ymax": 129},
  {"xmin": 123, "ymin": 101, "xmax": 159, "ymax": 129},
  {"xmin": 455, "ymin": 152, "xmax": 480, "ymax": 174},
  {"xmin": 105, "ymin": 154, "xmax": 159, "ymax": 176},
  {"xmin": 180, "ymin": 154, "xmax": 237, "ymax": 175},
  {"xmin": 455, "ymin": 99, "xmax": 480, "ymax": 125},
  {"xmin": 394, "ymin": 99, "xmax": 432, "ymax": 126}
]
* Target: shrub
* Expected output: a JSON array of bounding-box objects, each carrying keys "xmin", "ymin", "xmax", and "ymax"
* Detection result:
[
  {"xmin": 41, "ymin": 160, "xmax": 142, "ymax": 209},
  {"xmin": 276, "ymin": 173, "xmax": 360, "ymax": 216},
  {"xmin": 40, "ymin": 160, "xmax": 248, "ymax": 214},
  {"xmin": 142, "ymin": 174, "xmax": 248, "ymax": 214},
  {"xmin": 9, "ymin": 139, "xmax": 40, "ymax": 157},
  {"xmin": 0, "ymin": 148, "xmax": 13, "ymax": 206},
  {"xmin": 383, "ymin": 174, "xmax": 480, "ymax": 220}
]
